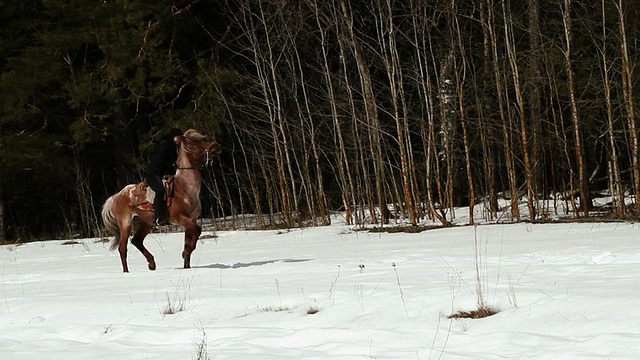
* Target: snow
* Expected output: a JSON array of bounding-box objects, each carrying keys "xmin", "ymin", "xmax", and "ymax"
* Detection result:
[{"xmin": 2, "ymin": 210, "xmax": 640, "ymax": 359}]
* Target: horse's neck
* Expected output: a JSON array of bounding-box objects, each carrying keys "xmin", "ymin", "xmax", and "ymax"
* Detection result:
[
  {"xmin": 174, "ymin": 149, "xmax": 202, "ymax": 195},
  {"xmin": 175, "ymin": 165, "xmax": 201, "ymax": 183},
  {"xmin": 175, "ymin": 150, "xmax": 193, "ymax": 170},
  {"xmin": 175, "ymin": 153, "xmax": 201, "ymax": 195},
  {"xmin": 175, "ymin": 168, "xmax": 200, "ymax": 182}
]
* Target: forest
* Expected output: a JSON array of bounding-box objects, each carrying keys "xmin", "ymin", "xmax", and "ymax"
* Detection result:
[{"xmin": 1, "ymin": 0, "xmax": 640, "ymax": 242}]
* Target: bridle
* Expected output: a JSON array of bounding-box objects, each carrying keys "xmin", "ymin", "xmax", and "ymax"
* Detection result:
[{"xmin": 176, "ymin": 136, "xmax": 216, "ymax": 170}]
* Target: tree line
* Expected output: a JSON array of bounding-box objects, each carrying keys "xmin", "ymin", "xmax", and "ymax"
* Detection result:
[{"xmin": 1, "ymin": 0, "xmax": 639, "ymax": 242}]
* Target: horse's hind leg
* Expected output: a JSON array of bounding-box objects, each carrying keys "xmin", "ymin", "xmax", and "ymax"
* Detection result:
[
  {"xmin": 131, "ymin": 221, "xmax": 156, "ymax": 271},
  {"xmin": 182, "ymin": 221, "xmax": 202, "ymax": 269},
  {"xmin": 118, "ymin": 224, "xmax": 131, "ymax": 273}
]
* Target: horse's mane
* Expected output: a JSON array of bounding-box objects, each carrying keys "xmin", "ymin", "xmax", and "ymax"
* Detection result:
[{"xmin": 183, "ymin": 129, "xmax": 206, "ymax": 142}]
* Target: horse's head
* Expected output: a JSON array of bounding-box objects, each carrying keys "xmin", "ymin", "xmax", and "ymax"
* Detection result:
[{"xmin": 176, "ymin": 129, "xmax": 222, "ymax": 168}]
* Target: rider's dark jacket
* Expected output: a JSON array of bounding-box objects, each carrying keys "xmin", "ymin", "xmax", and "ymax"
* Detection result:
[{"xmin": 147, "ymin": 136, "xmax": 179, "ymax": 177}]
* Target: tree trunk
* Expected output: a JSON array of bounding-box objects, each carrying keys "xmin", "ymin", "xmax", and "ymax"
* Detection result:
[
  {"xmin": 378, "ymin": 0, "xmax": 417, "ymax": 225},
  {"xmin": 528, "ymin": 0, "xmax": 543, "ymax": 214},
  {"xmin": 503, "ymin": 0, "xmax": 536, "ymax": 220},
  {"xmin": 601, "ymin": 0, "xmax": 625, "ymax": 217},
  {"xmin": 616, "ymin": 0, "xmax": 640, "ymax": 212},
  {"xmin": 0, "ymin": 189, "xmax": 5, "ymax": 243},
  {"xmin": 339, "ymin": 0, "xmax": 387, "ymax": 225},
  {"xmin": 562, "ymin": 0, "xmax": 591, "ymax": 216},
  {"xmin": 488, "ymin": 0, "xmax": 520, "ymax": 220}
]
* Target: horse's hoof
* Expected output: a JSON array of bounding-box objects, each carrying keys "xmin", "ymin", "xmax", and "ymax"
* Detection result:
[{"xmin": 148, "ymin": 262, "xmax": 156, "ymax": 271}]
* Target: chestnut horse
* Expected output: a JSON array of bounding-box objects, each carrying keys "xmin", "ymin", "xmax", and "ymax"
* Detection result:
[{"xmin": 101, "ymin": 129, "xmax": 221, "ymax": 272}]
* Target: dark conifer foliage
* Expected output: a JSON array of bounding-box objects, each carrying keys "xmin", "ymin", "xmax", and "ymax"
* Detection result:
[{"xmin": 1, "ymin": 0, "xmax": 640, "ymax": 241}]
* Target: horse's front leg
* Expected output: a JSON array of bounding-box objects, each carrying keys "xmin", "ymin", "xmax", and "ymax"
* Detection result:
[
  {"xmin": 182, "ymin": 221, "xmax": 202, "ymax": 269},
  {"xmin": 130, "ymin": 221, "xmax": 156, "ymax": 271}
]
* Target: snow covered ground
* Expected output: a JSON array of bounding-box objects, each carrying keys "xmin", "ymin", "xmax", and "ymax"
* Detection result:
[{"xmin": 2, "ymin": 210, "xmax": 640, "ymax": 359}]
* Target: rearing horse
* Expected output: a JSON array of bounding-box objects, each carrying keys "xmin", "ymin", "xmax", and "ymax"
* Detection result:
[{"xmin": 101, "ymin": 129, "xmax": 222, "ymax": 272}]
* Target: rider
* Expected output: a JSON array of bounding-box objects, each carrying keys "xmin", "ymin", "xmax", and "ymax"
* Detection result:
[{"xmin": 146, "ymin": 128, "xmax": 182, "ymax": 226}]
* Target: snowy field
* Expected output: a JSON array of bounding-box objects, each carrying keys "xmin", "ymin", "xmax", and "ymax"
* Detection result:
[{"xmin": 2, "ymin": 209, "xmax": 640, "ymax": 359}]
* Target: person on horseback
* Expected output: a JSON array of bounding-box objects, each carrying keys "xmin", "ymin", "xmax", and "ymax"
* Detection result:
[{"xmin": 146, "ymin": 128, "xmax": 182, "ymax": 226}]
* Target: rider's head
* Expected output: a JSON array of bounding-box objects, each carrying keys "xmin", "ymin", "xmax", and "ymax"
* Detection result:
[{"xmin": 165, "ymin": 128, "xmax": 183, "ymax": 139}]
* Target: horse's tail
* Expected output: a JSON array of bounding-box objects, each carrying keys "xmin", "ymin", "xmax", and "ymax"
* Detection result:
[{"xmin": 101, "ymin": 194, "xmax": 121, "ymax": 251}]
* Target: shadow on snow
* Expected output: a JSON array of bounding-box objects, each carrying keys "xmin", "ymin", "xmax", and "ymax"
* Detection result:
[{"xmin": 189, "ymin": 259, "xmax": 311, "ymax": 269}]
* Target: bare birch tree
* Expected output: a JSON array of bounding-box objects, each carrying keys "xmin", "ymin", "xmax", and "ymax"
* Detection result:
[
  {"xmin": 502, "ymin": 0, "xmax": 536, "ymax": 220},
  {"xmin": 562, "ymin": 0, "xmax": 592, "ymax": 216},
  {"xmin": 615, "ymin": 0, "xmax": 640, "ymax": 211},
  {"xmin": 599, "ymin": 0, "xmax": 625, "ymax": 217}
]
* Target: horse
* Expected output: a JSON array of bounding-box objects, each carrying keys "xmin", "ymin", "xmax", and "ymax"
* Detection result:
[{"xmin": 101, "ymin": 129, "xmax": 222, "ymax": 272}]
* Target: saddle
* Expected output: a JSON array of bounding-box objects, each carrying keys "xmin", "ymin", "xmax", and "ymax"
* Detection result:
[{"xmin": 130, "ymin": 176, "xmax": 175, "ymax": 211}]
